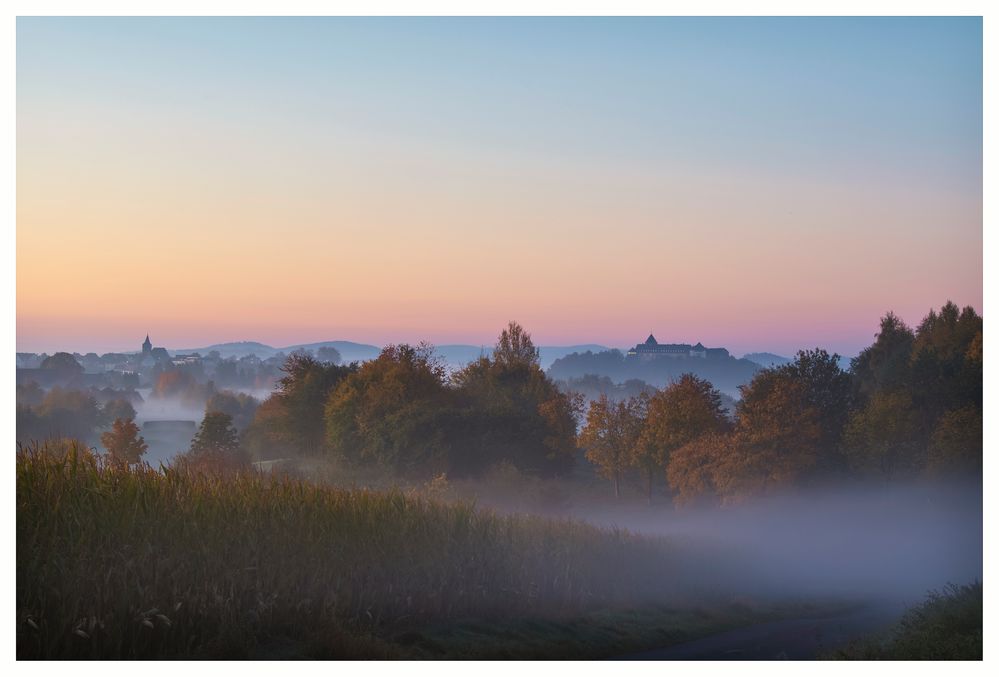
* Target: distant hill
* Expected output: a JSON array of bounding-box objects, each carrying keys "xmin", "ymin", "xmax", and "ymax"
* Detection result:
[
  {"xmin": 170, "ymin": 340, "xmax": 609, "ymax": 370},
  {"xmin": 173, "ymin": 341, "xmax": 280, "ymax": 359},
  {"xmin": 742, "ymin": 352, "xmax": 793, "ymax": 368},
  {"xmin": 283, "ymin": 341, "xmax": 382, "ymax": 364}
]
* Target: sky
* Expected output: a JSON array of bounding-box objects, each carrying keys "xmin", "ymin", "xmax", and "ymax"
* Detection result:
[{"xmin": 16, "ymin": 17, "xmax": 982, "ymax": 357}]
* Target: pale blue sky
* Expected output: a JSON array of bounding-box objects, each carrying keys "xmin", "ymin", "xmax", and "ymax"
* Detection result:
[{"xmin": 17, "ymin": 17, "xmax": 983, "ymax": 355}]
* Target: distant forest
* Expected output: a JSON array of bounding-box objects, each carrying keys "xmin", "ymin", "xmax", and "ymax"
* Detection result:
[
  {"xmin": 548, "ymin": 349, "xmax": 762, "ymax": 397},
  {"xmin": 16, "ymin": 302, "xmax": 981, "ymax": 507}
]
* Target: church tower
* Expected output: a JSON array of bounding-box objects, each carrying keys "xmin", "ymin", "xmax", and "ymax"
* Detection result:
[{"xmin": 142, "ymin": 334, "xmax": 152, "ymax": 356}]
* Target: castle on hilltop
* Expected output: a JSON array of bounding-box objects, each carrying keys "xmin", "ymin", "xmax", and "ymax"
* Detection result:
[{"xmin": 626, "ymin": 334, "xmax": 729, "ymax": 361}]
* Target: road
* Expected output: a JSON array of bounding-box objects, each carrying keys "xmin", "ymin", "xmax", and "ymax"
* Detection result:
[{"xmin": 616, "ymin": 601, "xmax": 906, "ymax": 660}]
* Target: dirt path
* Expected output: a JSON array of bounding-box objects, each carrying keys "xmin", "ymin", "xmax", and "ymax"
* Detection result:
[{"xmin": 615, "ymin": 601, "xmax": 906, "ymax": 660}]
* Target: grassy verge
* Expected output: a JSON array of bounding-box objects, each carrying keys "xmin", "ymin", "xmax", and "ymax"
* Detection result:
[
  {"xmin": 18, "ymin": 442, "xmax": 832, "ymax": 659},
  {"xmin": 825, "ymin": 582, "xmax": 982, "ymax": 660}
]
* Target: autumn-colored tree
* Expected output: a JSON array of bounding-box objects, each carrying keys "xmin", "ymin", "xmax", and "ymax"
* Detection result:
[
  {"xmin": 35, "ymin": 387, "xmax": 103, "ymax": 442},
  {"xmin": 667, "ymin": 432, "xmax": 734, "ymax": 508},
  {"xmin": 579, "ymin": 394, "xmax": 645, "ymax": 498},
  {"xmin": 493, "ymin": 321, "xmax": 540, "ymax": 367},
  {"xmin": 636, "ymin": 374, "xmax": 728, "ymax": 500},
  {"xmin": 101, "ymin": 418, "xmax": 148, "ymax": 465},
  {"xmin": 326, "ymin": 343, "xmax": 453, "ymax": 473},
  {"xmin": 241, "ymin": 395, "xmax": 291, "ymax": 460},
  {"xmin": 187, "ymin": 411, "xmax": 245, "ymax": 469}
]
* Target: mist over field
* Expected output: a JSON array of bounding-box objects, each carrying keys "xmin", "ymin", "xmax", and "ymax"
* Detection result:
[
  {"xmin": 566, "ymin": 483, "xmax": 982, "ymax": 602},
  {"xmin": 15, "ymin": 15, "xmax": 983, "ymax": 662}
]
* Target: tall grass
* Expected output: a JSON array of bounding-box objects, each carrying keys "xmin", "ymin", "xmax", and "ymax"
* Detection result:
[
  {"xmin": 827, "ymin": 582, "xmax": 983, "ymax": 660},
  {"xmin": 17, "ymin": 441, "xmax": 681, "ymax": 659}
]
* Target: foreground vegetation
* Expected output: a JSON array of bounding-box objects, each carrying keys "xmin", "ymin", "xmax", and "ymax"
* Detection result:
[
  {"xmin": 18, "ymin": 442, "xmax": 822, "ymax": 659},
  {"xmin": 827, "ymin": 583, "xmax": 982, "ymax": 660}
]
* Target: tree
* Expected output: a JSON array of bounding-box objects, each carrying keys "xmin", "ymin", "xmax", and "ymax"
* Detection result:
[
  {"xmin": 40, "ymin": 352, "xmax": 83, "ymax": 375},
  {"xmin": 850, "ymin": 312, "xmax": 915, "ymax": 398},
  {"xmin": 728, "ymin": 366, "xmax": 822, "ymax": 496},
  {"xmin": 843, "ymin": 391, "xmax": 923, "ymax": 481},
  {"xmin": 636, "ymin": 374, "xmax": 728, "ymax": 501},
  {"xmin": 269, "ymin": 353, "xmax": 357, "ymax": 456},
  {"xmin": 493, "ymin": 321, "xmax": 540, "ymax": 367},
  {"xmin": 205, "ymin": 390, "xmax": 259, "ymax": 432},
  {"xmin": 102, "ymin": 398, "xmax": 136, "ymax": 426},
  {"xmin": 325, "ymin": 343, "xmax": 454, "ymax": 474},
  {"xmin": 580, "ymin": 394, "xmax": 645, "ymax": 498},
  {"xmin": 187, "ymin": 411, "xmax": 244, "ymax": 468},
  {"xmin": 316, "ymin": 346, "xmax": 342, "ymax": 365},
  {"xmin": 452, "ymin": 324, "xmax": 581, "ymax": 477},
  {"xmin": 36, "ymin": 387, "xmax": 103, "ymax": 442},
  {"xmin": 927, "ymin": 406, "xmax": 982, "ymax": 477},
  {"xmin": 101, "ymin": 418, "xmax": 148, "ymax": 465},
  {"xmin": 153, "ymin": 369, "xmax": 211, "ymax": 405},
  {"xmin": 16, "ymin": 381, "xmax": 45, "ymax": 407},
  {"xmin": 667, "ymin": 432, "xmax": 733, "ymax": 508}
]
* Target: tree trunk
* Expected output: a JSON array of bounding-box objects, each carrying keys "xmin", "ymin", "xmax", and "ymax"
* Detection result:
[{"xmin": 614, "ymin": 473, "xmax": 620, "ymax": 499}]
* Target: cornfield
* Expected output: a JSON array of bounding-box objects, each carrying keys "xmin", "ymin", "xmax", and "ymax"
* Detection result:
[{"xmin": 17, "ymin": 441, "xmax": 680, "ymax": 658}]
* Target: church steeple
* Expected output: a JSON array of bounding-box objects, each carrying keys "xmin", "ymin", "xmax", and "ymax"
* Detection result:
[{"xmin": 142, "ymin": 334, "xmax": 152, "ymax": 355}]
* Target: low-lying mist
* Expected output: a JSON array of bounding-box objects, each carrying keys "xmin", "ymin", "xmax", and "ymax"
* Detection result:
[{"xmin": 565, "ymin": 481, "xmax": 982, "ymax": 605}]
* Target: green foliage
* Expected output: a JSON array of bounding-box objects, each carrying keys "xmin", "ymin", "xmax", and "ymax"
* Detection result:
[
  {"xmin": 451, "ymin": 338, "xmax": 581, "ymax": 477},
  {"xmin": 828, "ymin": 583, "xmax": 982, "ymax": 660},
  {"xmin": 270, "ymin": 353, "xmax": 357, "ymax": 456},
  {"xmin": 850, "ymin": 312, "xmax": 915, "ymax": 398},
  {"xmin": 185, "ymin": 412, "xmax": 246, "ymax": 470},
  {"xmin": 326, "ymin": 343, "xmax": 455, "ymax": 474},
  {"xmin": 843, "ymin": 391, "xmax": 923, "ymax": 480},
  {"xmin": 325, "ymin": 326, "xmax": 581, "ymax": 479},
  {"xmin": 205, "ymin": 390, "xmax": 259, "ymax": 432},
  {"xmin": 927, "ymin": 406, "xmax": 982, "ymax": 477},
  {"xmin": 847, "ymin": 302, "xmax": 982, "ymax": 481}
]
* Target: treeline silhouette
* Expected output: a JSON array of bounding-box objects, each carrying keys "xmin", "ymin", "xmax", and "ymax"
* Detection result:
[
  {"xmin": 17, "ymin": 303, "xmax": 982, "ymax": 505},
  {"xmin": 589, "ymin": 301, "xmax": 981, "ymax": 506},
  {"xmin": 237, "ymin": 302, "xmax": 980, "ymax": 502},
  {"xmin": 547, "ymin": 347, "xmax": 761, "ymax": 395},
  {"xmin": 243, "ymin": 322, "xmax": 579, "ymax": 478}
]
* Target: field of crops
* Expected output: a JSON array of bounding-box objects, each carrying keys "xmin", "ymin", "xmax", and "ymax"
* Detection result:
[{"xmin": 17, "ymin": 442, "xmax": 717, "ymax": 659}]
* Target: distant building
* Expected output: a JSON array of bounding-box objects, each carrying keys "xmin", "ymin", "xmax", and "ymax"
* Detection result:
[
  {"xmin": 138, "ymin": 335, "xmax": 171, "ymax": 366},
  {"xmin": 626, "ymin": 334, "xmax": 729, "ymax": 360}
]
